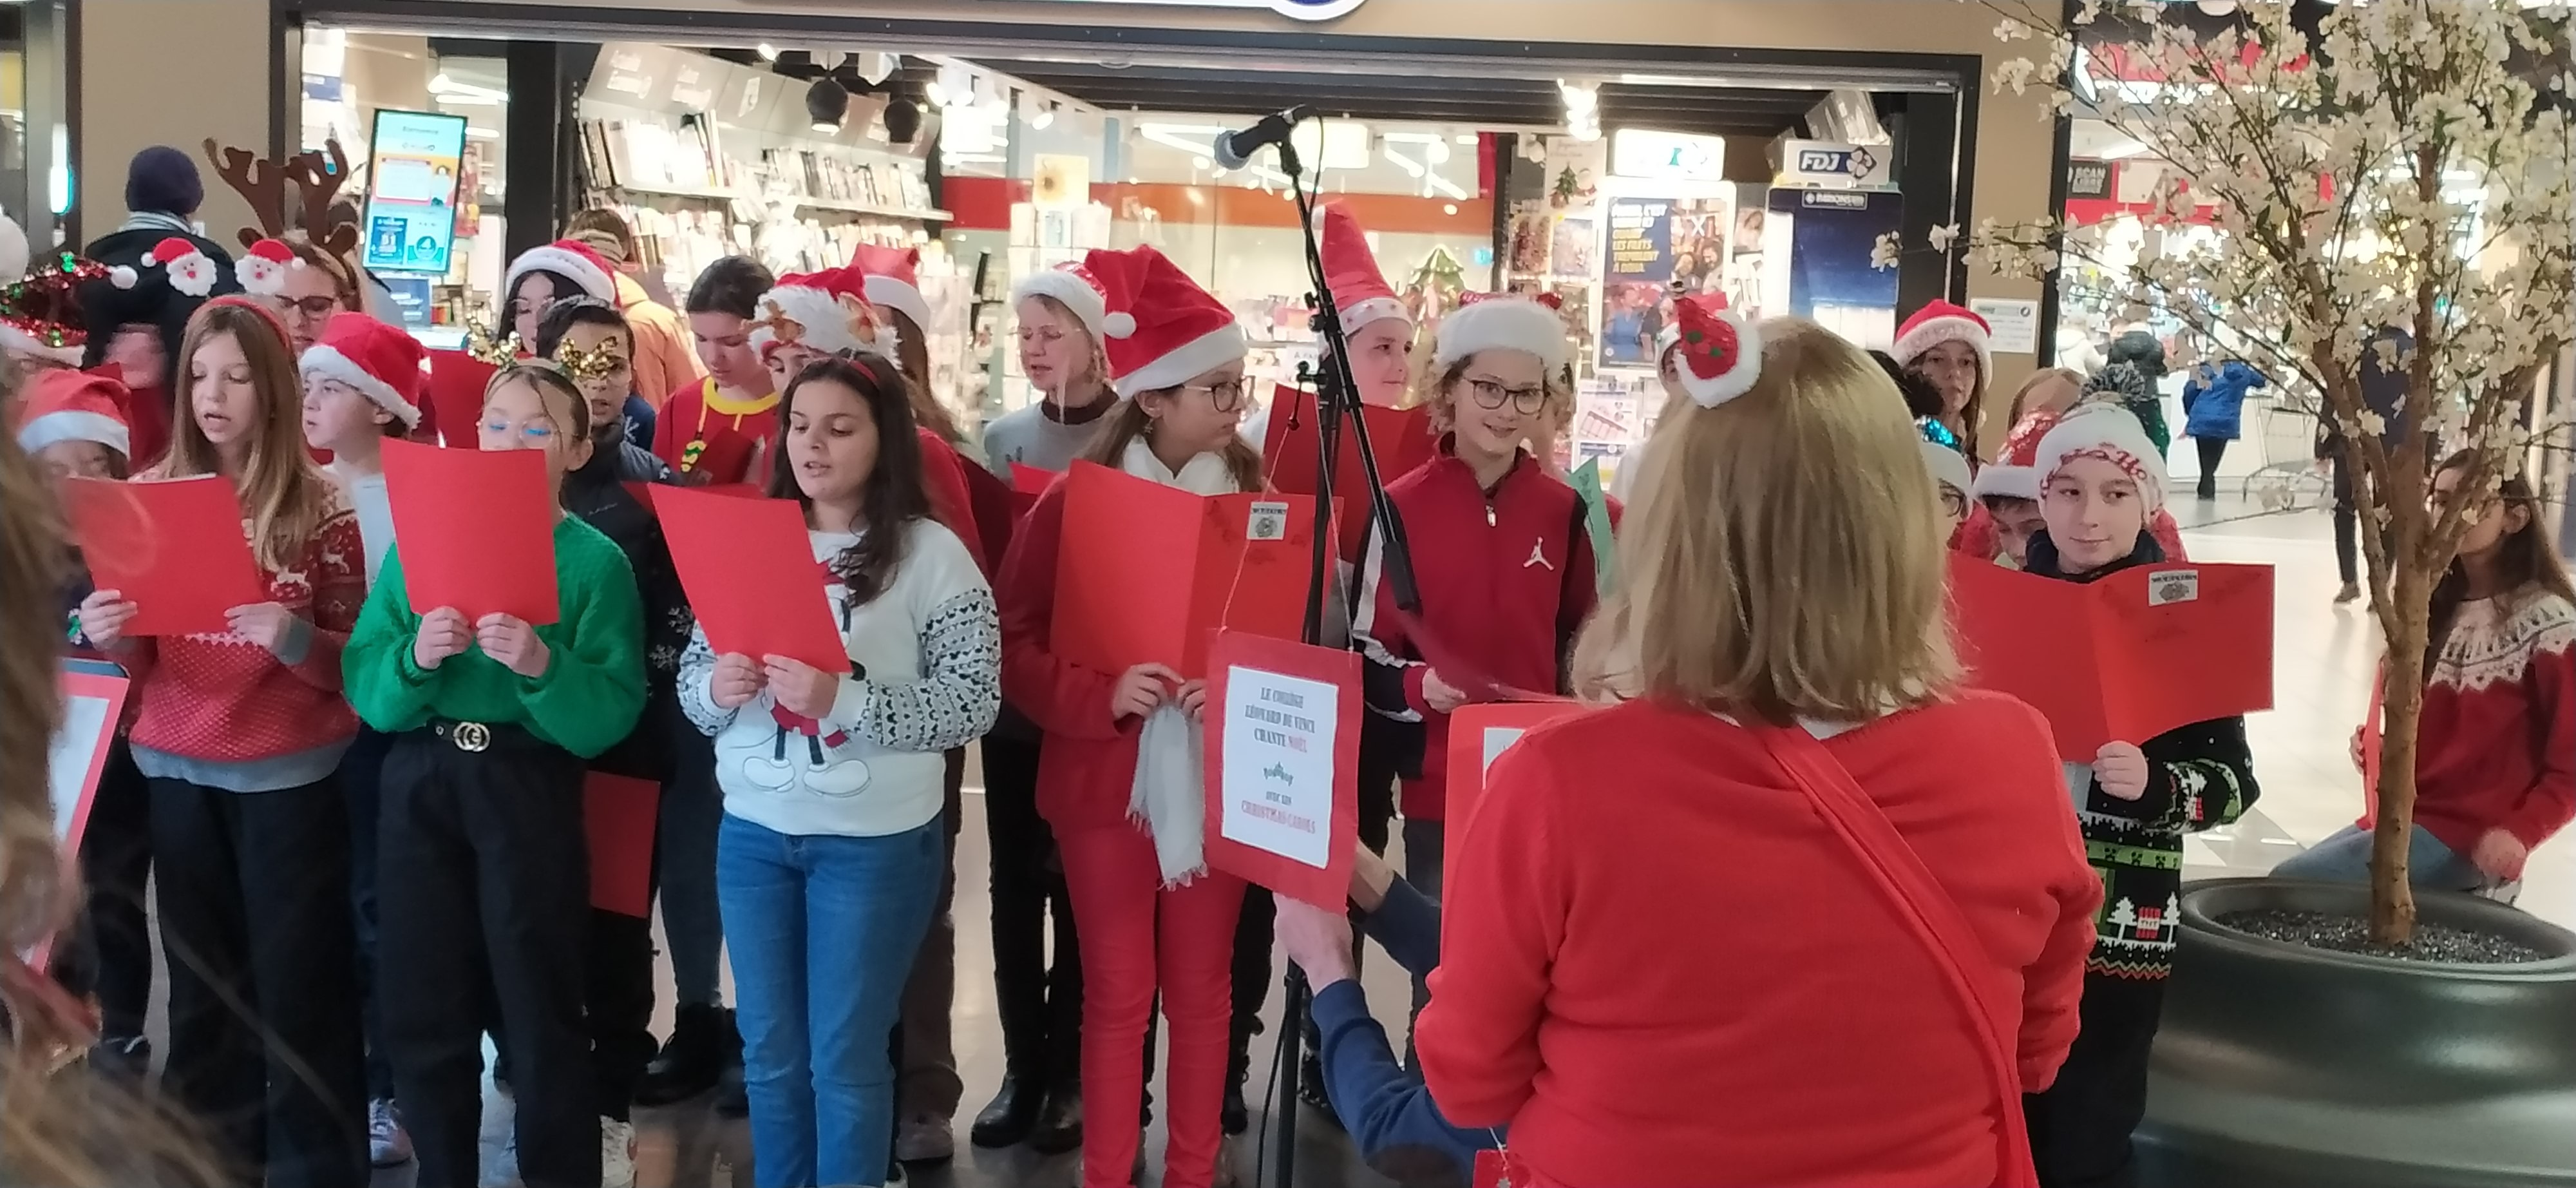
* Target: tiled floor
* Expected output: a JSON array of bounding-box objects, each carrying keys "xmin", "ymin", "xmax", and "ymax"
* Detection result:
[{"xmin": 336, "ymin": 493, "xmax": 2567, "ymax": 1188}]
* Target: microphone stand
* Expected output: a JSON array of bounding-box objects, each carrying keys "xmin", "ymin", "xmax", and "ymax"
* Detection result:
[{"xmin": 1259, "ymin": 131, "xmax": 1424, "ymax": 1188}]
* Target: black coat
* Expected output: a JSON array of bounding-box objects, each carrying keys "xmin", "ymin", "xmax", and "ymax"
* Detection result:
[
  {"xmin": 77, "ymin": 225, "xmax": 243, "ymax": 390},
  {"xmin": 565, "ymin": 438, "xmax": 692, "ymax": 781}
]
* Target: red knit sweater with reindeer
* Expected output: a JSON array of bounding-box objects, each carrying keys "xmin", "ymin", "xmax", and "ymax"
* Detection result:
[
  {"xmin": 123, "ymin": 468, "xmax": 366, "ymax": 792},
  {"xmin": 2387, "ymin": 590, "xmax": 2576, "ymax": 856}
]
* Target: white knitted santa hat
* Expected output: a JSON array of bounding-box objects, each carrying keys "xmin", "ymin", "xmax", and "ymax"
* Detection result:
[
  {"xmin": 2036, "ymin": 402, "xmax": 2168, "ymax": 510},
  {"xmin": 300, "ymin": 312, "xmax": 427, "ymax": 427},
  {"xmin": 1432, "ymin": 292, "xmax": 1569, "ymax": 372},
  {"xmin": 1972, "ymin": 408, "xmax": 2062, "ymax": 502}
]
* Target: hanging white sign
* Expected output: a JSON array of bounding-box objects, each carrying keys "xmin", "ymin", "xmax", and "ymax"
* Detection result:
[{"xmin": 1032, "ymin": 0, "xmax": 1368, "ymax": 20}]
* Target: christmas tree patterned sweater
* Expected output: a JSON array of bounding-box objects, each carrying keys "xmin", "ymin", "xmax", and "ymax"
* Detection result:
[{"xmin": 2027, "ymin": 530, "xmax": 2260, "ymax": 980}]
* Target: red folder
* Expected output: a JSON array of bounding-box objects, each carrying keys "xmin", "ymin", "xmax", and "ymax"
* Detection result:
[
  {"xmin": 1947, "ymin": 553, "xmax": 2273, "ymax": 757},
  {"xmin": 1010, "ymin": 463, "xmax": 1054, "ymax": 522},
  {"xmin": 1200, "ymin": 632, "xmax": 1363, "ymax": 906},
  {"xmin": 31, "ymin": 662, "xmax": 133, "ymax": 973},
  {"xmin": 582, "ymin": 772, "xmax": 660, "ymax": 917},
  {"xmin": 1444, "ymin": 701, "xmax": 1590, "ymax": 887},
  {"xmin": 424, "ymin": 349, "xmax": 498, "ymax": 448},
  {"xmin": 650, "ymin": 485, "xmax": 849, "ymax": 673},
  {"xmin": 381, "ymin": 437, "xmax": 560, "ymax": 624},
  {"xmin": 1051, "ymin": 462, "xmax": 1315, "ymax": 679},
  {"xmin": 622, "ymin": 481, "xmax": 761, "ymax": 513},
  {"xmin": 1261, "ymin": 386, "xmax": 1435, "ymax": 560},
  {"xmin": 60, "ymin": 475, "xmax": 268, "ymax": 637}
]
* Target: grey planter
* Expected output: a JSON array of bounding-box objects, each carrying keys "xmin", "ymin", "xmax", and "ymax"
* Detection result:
[{"xmin": 2137, "ymin": 877, "xmax": 2576, "ymax": 1188}]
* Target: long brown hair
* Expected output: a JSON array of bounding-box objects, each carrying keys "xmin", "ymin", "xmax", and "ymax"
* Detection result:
[
  {"xmin": 162, "ymin": 300, "xmax": 332, "ymax": 571},
  {"xmin": 882, "ymin": 308, "xmax": 967, "ymax": 447},
  {"xmin": 768, "ymin": 353, "xmax": 930, "ymax": 603},
  {"xmin": 2425, "ymin": 452, "xmax": 2576, "ymax": 673},
  {"xmin": 1079, "ymin": 389, "xmax": 1263, "ymax": 493}
]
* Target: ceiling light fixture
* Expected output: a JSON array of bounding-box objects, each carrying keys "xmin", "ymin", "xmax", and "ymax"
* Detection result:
[
  {"xmin": 755, "ymin": 43, "xmax": 779, "ymax": 61},
  {"xmin": 805, "ymin": 77, "xmax": 850, "ymax": 135},
  {"xmin": 1034, "ymin": 101, "xmax": 1058, "ymax": 131}
]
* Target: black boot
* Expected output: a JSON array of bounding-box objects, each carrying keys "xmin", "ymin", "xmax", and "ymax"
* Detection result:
[
  {"xmin": 1296, "ymin": 1050, "xmax": 1337, "ymax": 1124},
  {"xmin": 1027, "ymin": 1084, "xmax": 1084, "ymax": 1155},
  {"xmin": 971, "ymin": 1075, "xmax": 1045, "ymax": 1148},
  {"xmin": 635, "ymin": 1003, "xmax": 735, "ymax": 1106}
]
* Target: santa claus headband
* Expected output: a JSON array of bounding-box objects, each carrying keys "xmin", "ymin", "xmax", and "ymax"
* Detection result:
[
  {"xmin": 753, "ymin": 267, "xmax": 898, "ymax": 361},
  {"xmin": 1663, "ymin": 292, "xmax": 1763, "ymax": 408},
  {"xmin": 1891, "ymin": 299, "xmax": 1993, "ymax": 386},
  {"xmin": 2036, "ymin": 403, "xmax": 2169, "ymax": 510},
  {"xmin": 1010, "ymin": 261, "xmax": 1114, "ymax": 341},
  {"xmin": 1433, "ymin": 291, "xmax": 1570, "ymax": 372},
  {"xmin": 140, "ymin": 237, "xmax": 221, "ymax": 298},
  {"xmin": 505, "ymin": 239, "xmax": 620, "ymax": 306},
  {"xmin": 300, "ymin": 312, "xmax": 426, "ymax": 428},
  {"xmin": 14, "ymin": 367, "xmax": 132, "ymax": 459},
  {"xmin": 234, "ymin": 238, "xmax": 307, "ymax": 298}
]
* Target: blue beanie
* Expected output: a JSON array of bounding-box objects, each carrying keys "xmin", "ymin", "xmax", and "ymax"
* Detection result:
[{"xmin": 125, "ymin": 146, "xmax": 205, "ymax": 216}]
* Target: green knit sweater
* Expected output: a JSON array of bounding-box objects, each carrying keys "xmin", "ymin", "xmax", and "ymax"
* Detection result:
[{"xmin": 343, "ymin": 516, "xmax": 647, "ymax": 759}]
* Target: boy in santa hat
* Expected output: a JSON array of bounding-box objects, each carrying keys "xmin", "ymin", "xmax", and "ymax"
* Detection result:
[
  {"xmin": 1244, "ymin": 202, "xmax": 1418, "ymax": 452},
  {"xmin": 2018, "ymin": 402, "xmax": 2258, "ymax": 1188},
  {"xmin": 1891, "ymin": 298, "xmax": 1993, "ymax": 455},
  {"xmin": 1964, "ymin": 403, "xmax": 2190, "ymax": 570}
]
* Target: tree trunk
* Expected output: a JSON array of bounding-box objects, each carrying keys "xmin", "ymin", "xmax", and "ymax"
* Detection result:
[{"xmin": 2369, "ymin": 574, "xmax": 2434, "ymax": 946}]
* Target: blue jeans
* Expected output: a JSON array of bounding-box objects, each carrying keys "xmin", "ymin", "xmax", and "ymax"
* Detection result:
[
  {"xmin": 661, "ymin": 732, "xmax": 726, "ymax": 1007},
  {"xmin": 718, "ymin": 814, "xmax": 943, "ymax": 1188},
  {"xmin": 2271, "ymin": 823, "xmax": 2488, "ymax": 891}
]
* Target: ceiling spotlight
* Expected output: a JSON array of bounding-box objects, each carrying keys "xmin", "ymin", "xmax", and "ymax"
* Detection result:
[
  {"xmin": 755, "ymin": 43, "xmax": 779, "ymax": 62},
  {"xmin": 805, "ymin": 77, "xmax": 850, "ymax": 134},
  {"xmin": 1033, "ymin": 101, "xmax": 1058, "ymax": 131}
]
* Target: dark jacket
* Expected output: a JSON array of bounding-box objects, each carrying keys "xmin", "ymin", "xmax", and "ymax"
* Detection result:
[
  {"xmin": 2317, "ymin": 326, "xmax": 2414, "ymax": 459},
  {"xmin": 1311, "ymin": 876, "xmax": 1501, "ymax": 1187},
  {"xmin": 2024, "ymin": 528, "xmax": 2259, "ymax": 980},
  {"xmin": 78, "ymin": 224, "xmax": 242, "ymax": 391},
  {"xmin": 2181, "ymin": 361, "xmax": 2267, "ymax": 441},
  {"xmin": 564, "ymin": 436, "xmax": 689, "ymax": 781}
]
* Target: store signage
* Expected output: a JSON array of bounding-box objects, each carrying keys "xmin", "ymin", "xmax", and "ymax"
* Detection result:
[
  {"xmin": 1036, "ymin": 0, "xmax": 1368, "ymax": 20},
  {"xmin": 1776, "ymin": 139, "xmax": 1890, "ymax": 189},
  {"xmin": 1611, "ymin": 129, "xmax": 1727, "ymax": 182},
  {"xmin": 359, "ymin": 109, "xmax": 468, "ymax": 278},
  {"xmin": 2068, "ymin": 158, "xmax": 2116, "ymax": 200}
]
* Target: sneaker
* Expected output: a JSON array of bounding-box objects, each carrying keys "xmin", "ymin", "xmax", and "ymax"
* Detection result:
[
  {"xmin": 2335, "ymin": 582, "xmax": 2363, "ymax": 605},
  {"xmin": 1220, "ymin": 1080, "xmax": 1248, "ymax": 1136},
  {"xmin": 2475, "ymin": 879, "xmax": 2523, "ymax": 905},
  {"xmin": 895, "ymin": 1111, "xmax": 954, "ymax": 1164},
  {"xmin": 1212, "ymin": 1133, "xmax": 1247, "ymax": 1188},
  {"xmin": 601, "ymin": 1116, "xmax": 638, "ymax": 1188},
  {"xmin": 368, "ymin": 1098, "xmax": 414, "ymax": 1167},
  {"xmin": 636, "ymin": 1003, "xmax": 736, "ymax": 1106}
]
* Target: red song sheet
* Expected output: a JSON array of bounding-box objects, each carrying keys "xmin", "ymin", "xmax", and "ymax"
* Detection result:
[
  {"xmin": 1444, "ymin": 701, "xmax": 1591, "ymax": 889},
  {"xmin": 621, "ymin": 481, "xmax": 761, "ymax": 514},
  {"xmin": 1010, "ymin": 463, "xmax": 1055, "ymax": 522},
  {"xmin": 1052, "ymin": 461, "xmax": 1314, "ymax": 679},
  {"xmin": 1261, "ymin": 387, "xmax": 1435, "ymax": 561},
  {"xmin": 381, "ymin": 437, "xmax": 560, "ymax": 624},
  {"xmin": 423, "ymin": 350, "xmax": 498, "ymax": 449},
  {"xmin": 1947, "ymin": 554, "xmax": 2274, "ymax": 756},
  {"xmin": 650, "ymin": 485, "xmax": 850, "ymax": 674},
  {"xmin": 582, "ymin": 772, "xmax": 660, "ymax": 917},
  {"xmin": 1201, "ymin": 632, "xmax": 1362, "ymax": 907},
  {"xmin": 60, "ymin": 475, "xmax": 268, "ymax": 637}
]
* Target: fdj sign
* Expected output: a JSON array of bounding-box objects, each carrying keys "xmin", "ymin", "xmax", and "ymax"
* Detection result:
[
  {"xmin": 1043, "ymin": 0, "xmax": 1367, "ymax": 19},
  {"xmin": 1796, "ymin": 146, "xmax": 1879, "ymax": 178}
]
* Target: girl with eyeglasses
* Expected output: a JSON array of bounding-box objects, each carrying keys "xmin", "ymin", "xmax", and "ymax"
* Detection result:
[
  {"xmin": 343, "ymin": 361, "xmax": 647, "ymax": 1188},
  {"xmin": 1347, "ymin": 294, "xmax": 1603, "ymax": 904},
  {"xmin": 996, "ymin": 245, "xmax": 1260, "ymax": 1188}
]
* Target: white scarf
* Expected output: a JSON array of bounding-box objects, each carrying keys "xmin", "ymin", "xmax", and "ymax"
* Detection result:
[{"xmin": 1120, "ymin": 437, "xmax": 1239, "ymax": 885}]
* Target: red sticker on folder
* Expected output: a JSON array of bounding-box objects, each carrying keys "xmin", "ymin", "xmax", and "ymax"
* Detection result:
[
  {"xmin": 1050, "ymin": 461, "xmax": 1313, "ymax": 679},
  {"xmin": 650, "ymin": 485, "xmax": 849, "ymax": 673},
  {"xmin": 381, "ymin": 437, "xmax": 560, "ymax": 624},
  {"xmin": 582, "ymin": 771, "xmax": 659, "ymax": 917},
  {"xmin": 1201, "ymin": 632, "xmax": 1363, "ymax": 908},
  {"xmin": 1947, "ymin": 553, "xmax": 2273, "ymax": 756},
  {"xmin": 60, "ymin": 475, "xmax": 268, "ymax": 637}
]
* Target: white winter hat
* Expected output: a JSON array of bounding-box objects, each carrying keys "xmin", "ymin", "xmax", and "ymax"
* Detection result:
[
  {"xmin": 2036, "ymin": 402, "xmax": 2169, "ymax": 510},
  {"xmin": 1432, "ymin": 292, "xmax": 1569, "ymax": 372},
  {"xmin": 1010, "ymin": 260, "xmax": 1113, "ymax": 340}
]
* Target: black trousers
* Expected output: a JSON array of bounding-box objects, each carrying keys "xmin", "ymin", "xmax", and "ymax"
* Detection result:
[
  {"xmin": 149, "ymin": 774, "xmax": 368, "ymax": 1188},
  {"xmin": 2025, "ymin": 972, "xmax": 2166, "ymax": 1188},
  {"xmin": 341, "ymin": 725, "xmax": 397, "ymax": 1101},
  {"xmin": 2194, "ymin": 437, "xmax": 2228, "ymax": 497},
  {"xmin": 2331, "ymin": 453, "xmax": 2360, "ymax": 585},
  {"xmin": 590, "ymin": 906, "xmax": 658, "ymax": 1122},
  {"xmin": 380, "ymin": 724, "xmax": 597, "ymax": 1188},
  {"xmin": 63, "ymin": 738, "xmax": 152, "ymax": 1040},
  {"xmin": 981, "ymin": 731, "xmax": 1084, "ymax": 1090}
]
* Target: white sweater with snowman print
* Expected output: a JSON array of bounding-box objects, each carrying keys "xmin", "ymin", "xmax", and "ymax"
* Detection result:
[{"xmin": 679, "ymin": 520, "xmax": 1000, "ymax": 838}]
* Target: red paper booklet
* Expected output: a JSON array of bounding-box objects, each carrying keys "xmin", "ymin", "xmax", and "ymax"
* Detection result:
[
  {"xmin": 1444, "ymin": 701, "xmax": 1591, "ymax": 888},
  {"xmin": 1051, "ymin": 461, "xmax": 1315, "ymax": 678},
  {"xmin": 1009, "ymin": 463, "xmax": 1054, "ymax": 522},
  {"xmin": 423, "ymin": 349, "xmax": 499, "ymax": 449},
  {"xmin": 60, "ymin": 475, "xmax": 267, "ymax": 637},
  {"xmin": 381, "ymin": 438, "xmax": 560, "ymax": 624},
  {"xmin": 1200, "ymin": 631, "xmax": 1363, "ymax": 907},
  {"xmin": 650, "ymin": 485, "xmax": 849, "ymax": 673},
  {"xmin": 1947, "ymin": 553, "xmax": 2274, "ymax": 756},
  {"xmin": 1260, "ymin": 386, "xmax": 1435, "ymax": 560}
]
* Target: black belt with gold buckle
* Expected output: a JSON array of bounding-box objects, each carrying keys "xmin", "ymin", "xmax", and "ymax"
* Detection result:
[{"xmin": 431, "ymin": 720, "xmax": 494, "ymax": 753}]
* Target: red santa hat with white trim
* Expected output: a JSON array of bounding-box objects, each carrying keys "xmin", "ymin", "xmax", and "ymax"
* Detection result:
[
  {"xmin": 1972, "ymin": 407, "xmax": 2063, "ymax": 502},
  {"xmin": 849, "ymin": 243, "xmax": 934, "ymax": 336},
  {"xmin": 299, "ymin": 312, "xmax": 427, "ymax": 428},
  {"xmin": 1315, "ymin": 201, "xmax": 1408, "ymax": 335},
  {"xmin": 1891, "ymin": 298, "xmax": 1993, "ymax": 383},
  {"xmin": 1082, "ymin": 244, "xmax": 1247, "ymax": 398},
  {"xmin": 13, "ymin": 367, "xmax": 131, "ymax": 460},
  {"xmin": 1009, "ymin": 260, "xmax": 1114, "ymax": 340},
  {"xmin": 1662, "ymin": 291, "xmax": 1763, "ymax": 407},
  {"xmin": 504, "ymin": 238, "xmax": 620, "ymax": 305},
  {"xmin": 1432, "ymin": 291, "xmax": 1569, "ymax": 372},
  {"xmin": 234, "ymin": 238, "xmax": 305, "ymax": 298},
  {"xmin": 752, "ymin": 266, "xmax": 897, "ymax": 360},
  {"xmin": 2036, "ymin": 401, "xmax": 2169, "ymax": 510}
]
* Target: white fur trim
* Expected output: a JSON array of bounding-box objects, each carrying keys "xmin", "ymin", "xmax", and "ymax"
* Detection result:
[
  {"xmin": 17, "ymin": 410, "xmax": 129, "ymax": 459},
  {"xmin": 759, "ymin": 285, "xmax": 896, "ymax": 358},
  {"xmin": 1103, "ymin": 311, "xmax": 1137, "ymax": 339},
  {"xmin": 1891, "ymin": 313, "xmax": 1992, "ymax": 379},
  {"xmin": 1434, "ymin": 298, "xmax": 1569, "ymax": 371},
  {"xmin": 1010, "ymin": 270, "xmax": 1107, "ymax": 338},
  {"xmin": 1971, "ymin": 463, "xmax": 2038, "ymax": 502},
  {"xmin": 109, "ymin": 265, "xmax": 138, "ymax": 289},
  {"xmin": 1340, "ymin": 295, "xmax": 1410, "ymax": 333},
  {"xmin": 1113, "ymin": 321, "xmax": 1249, "ymax": 399},
  {"xmin": 301, "ymin": 343, "xmax": 423, "ymax": 427},
  {"xmin": 0, "ymin": 324, "xmax": 87, "ymax": 366},
  {"xmin": 1919, "ymin": 439, "xmax": 1973, "ymax": 498},
  {"xmin": 506, "ymin": 245, "xmax": 616, "ymax": 303},
  {"xmin": 1681, "ymin": 312, "xmax": 1763, "ymax": 408},
  {"xmin": 1654, "ymin": 323, "xmax": 1681, "ymax": 360},
  {"xmin": 862, "ymin": 274, "xmax": 934, "ymax": 337}
]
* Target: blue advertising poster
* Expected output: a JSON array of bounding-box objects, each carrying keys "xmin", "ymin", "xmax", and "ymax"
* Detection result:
[
  {"xmin": 1600, "ymin": 197, "xmax": 1675, "ymax": 367},
  {"xmin": 360, "ymin": 110, "xmax": 468, "ymax": 277},
  {"xmin": 1766, "ymin": 189, "xmax": 1903, "ymax": 329}
]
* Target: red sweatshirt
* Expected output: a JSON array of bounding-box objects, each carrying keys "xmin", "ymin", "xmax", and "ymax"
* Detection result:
[
  {"xmin": 2374, "ymin": 591, "xmax": 2576, "ymax": 856},
  {"xmin": 1419, "ymin": 695, "xmax": 2100, "ymax": 1188},
  {"xmin": 122, "ymin": 472, "xmax": 366, "ymax": 792},
  {"xmin": 654, "ymin": 377, "xmax": 779, "ymax": 486},
  {"xmin": 1351, "ymin": 448, "xmax": 1599, "ymax": 819},
  {"xmin": 996, "ymin": 477, "xmax": 1142, "ymax": 829},
  {"xmin": 917, "ymin": 430, "xmax": 988, "ymax": 577}
]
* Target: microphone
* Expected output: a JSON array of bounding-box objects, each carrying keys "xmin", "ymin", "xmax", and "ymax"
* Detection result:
[{"xmin": 1213, "ymin": 105, "xmax": 1316, "ymax": 171}]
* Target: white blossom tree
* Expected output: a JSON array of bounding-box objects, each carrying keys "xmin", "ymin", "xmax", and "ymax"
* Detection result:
[{"xmin": 1933, "ymin": 0, "xmax": 2574, "ymax": 943}]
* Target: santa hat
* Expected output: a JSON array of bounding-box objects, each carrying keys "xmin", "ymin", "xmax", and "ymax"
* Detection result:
[
  {"xmin": 1664, "ymin": 292, "xmax": 1763, "ymax": 408},
  {"xmin": 0, "ymin": 215, "xmax": 133, "ymax": 365},
  {"xmin": 1432, "ymin": 291, "xmax": 1569, "ymax": 372},
  {"xmin": 2036, "ymin": 402, "xmax": 2169, "ymax": 510},
  {"xmin": 140, "ymin": 236, "xmax": 218, "ymax": 298},
  {"xmin": 753, "ymin": 267, "xmax": 897, "ymax": 360},
  {"xmin": 1891, "ymin": 299, "xmax": 1993, "ymax": 383},
  {"xmin": 1918, "ymin": 436, "xmax": 1972, "ymax": 501},
  {"xmin": 1315, "ymin": 202, "xmax": 1407, "ymax": 333},
  {"xmin": 849, "ymin": 244, "xmax": 933, "ymax": 334},
  {"xmin": 234, "ymin": 237, "xmax": 303, "ymax": 298},
  {"xmin": 1972, "ymin": 408, "xmax": 2062, "ymax": 502},
  {"xmin": 13, "ymin": 367, "xmax": 131, "ymax": 459},
  {"xmin": 504, "ymin": 238, "xmax": 619, "ymax": 305},
  {"xmin": 1009, "ymin": 260, "xmax": 1113, "ymax": 340},
  {"xmin": 1082, "ymin": 244, "xmax": 1246, "ymax": 399},
  {"xmin": 299, "ymin": 312, "xmax": 426, "ymax": 428}
]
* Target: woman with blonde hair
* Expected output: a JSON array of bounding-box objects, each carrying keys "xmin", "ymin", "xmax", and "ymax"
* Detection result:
[{"xmin": 1415, "ymin": 316, "xmax": 2101, "ymax": 1188}]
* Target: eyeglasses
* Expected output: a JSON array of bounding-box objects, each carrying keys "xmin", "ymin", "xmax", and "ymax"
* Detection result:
[
  {"xmin": 1464, "ymin": 377, "xmax": 1548, "ymax": 415},
  {"xmin": 1180, "ymin": 378, "xmax": 1249, "ymax": 412},
  {"xmin": 277, "ymin": 295, "xmax": 340, "ymax": 320}
]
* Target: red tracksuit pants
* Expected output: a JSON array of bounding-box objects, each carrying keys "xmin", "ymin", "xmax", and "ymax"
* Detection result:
[{"xmin": 1058, "ymin": 822, "xmax": 1247, "ymax": 1188}]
